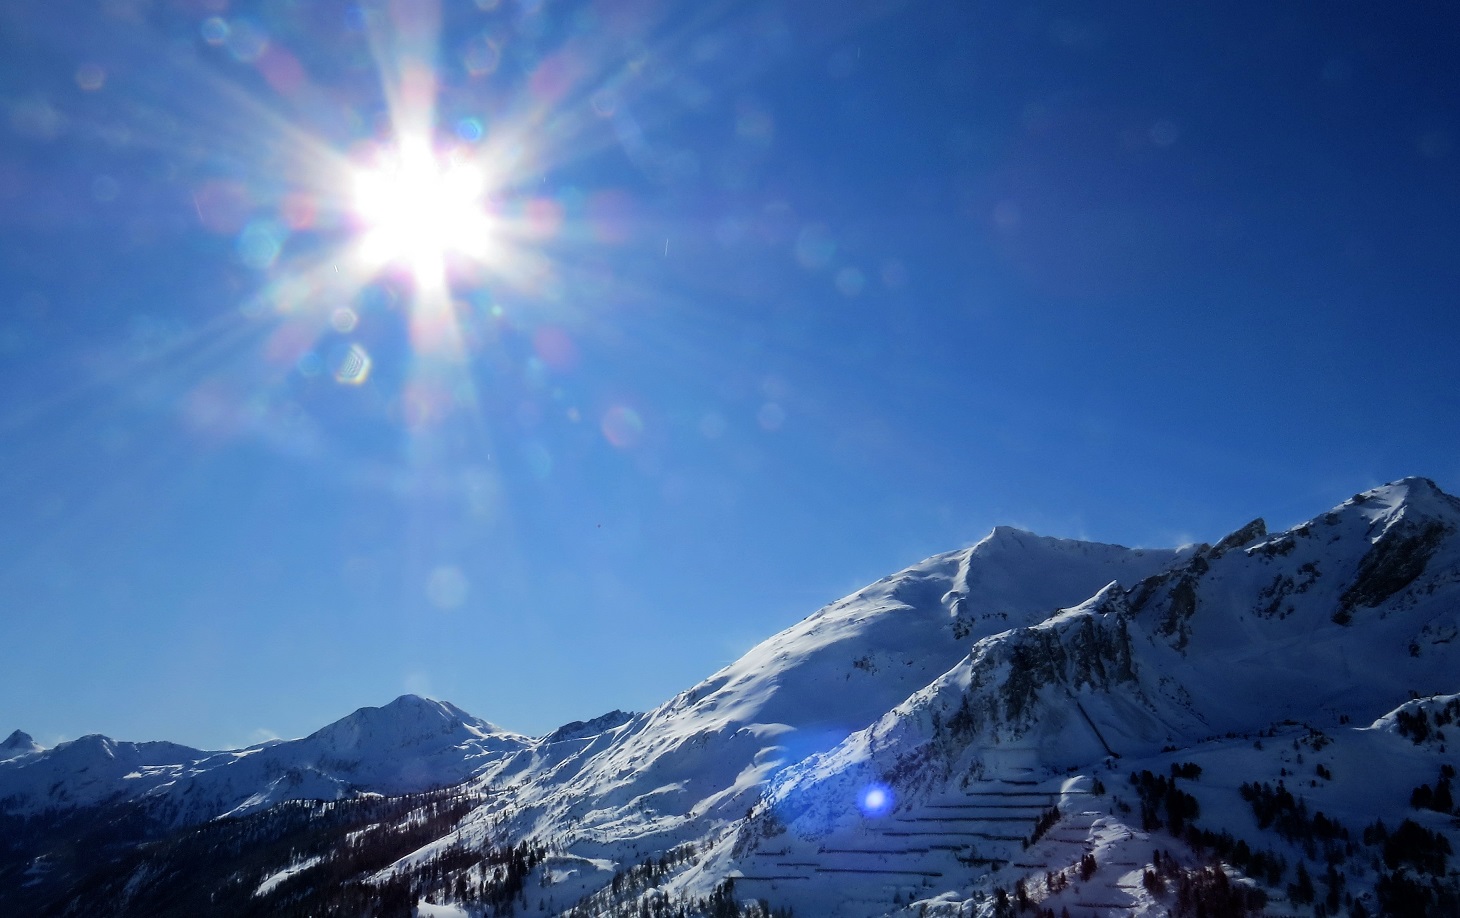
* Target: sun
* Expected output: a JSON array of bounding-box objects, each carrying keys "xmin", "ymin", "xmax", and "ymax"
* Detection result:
[{"xmin": 350, "ymin": 138, "xmax": 498, "ymax": 285}]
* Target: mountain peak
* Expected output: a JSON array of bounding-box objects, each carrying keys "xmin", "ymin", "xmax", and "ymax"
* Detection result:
[
  {"xmin": 1210, "ymin": 518, "xmax": 1267, "ymax": 557},
  {"xmin": 1324, "ymin": 477, "xmax": 1460, "ymax": 539},
  {"xmin": 970, "ymin": 525, "xmax": 1064, "ymax": 557},
  {"xmin": 316, "ymin": 694, "xmax": 473, "ymax": 739},
  {"xmin": 380, "ymin": 693, "xmax": 463, "ymax": 717},
  {"xmin": 1, "ymin": 729, "xmax": 42, "ymax": 759},
  {"xmin": 1391, "ymin": 474, "xmax": 1443, "ymax": 492},
  {"xmin": 983, "ymin": 524, "xmax": 1039, "ymax": 543},
  {"xmin": 300, "ymin": 694, "xmax": 528, "ymax": 759},
  {"xmin": 8, "ymin": 479, "xmax": 1460, "ymax": 916},
  {"xmin": 1355, "ymin": 476, "xmax": 1456, "ymax": 511}
]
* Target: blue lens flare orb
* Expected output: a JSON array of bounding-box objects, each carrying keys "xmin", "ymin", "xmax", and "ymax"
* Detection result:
[{"xmin": 858, "ymin": 783, "xmax": 893, "ymax": 817}]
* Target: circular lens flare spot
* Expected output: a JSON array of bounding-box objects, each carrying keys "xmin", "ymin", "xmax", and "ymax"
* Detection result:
[
  {"xmin": 75, "ymin": 63, "xmax": 106, "ymax": 91},
  {"xmin": 533, "ymin": 326, "xmax": 578, "ymax": 372},
  {"xmin": 237, "ymin": 220, "xmax": 286, "ymax": 270},
  {"xmin": 601, "ymin": 405, "xmax": 644, "ymax": 448},
  {"xmin": 859, "ymin": 784, "xmax": 893, "ymax": 817},
  {"xmin": 425, "ymin": 565, "xmax": 469, "ymax": 609},
  {"xmin": 330, "ymin": 307, "xmax": 359, "ymax": 333}
]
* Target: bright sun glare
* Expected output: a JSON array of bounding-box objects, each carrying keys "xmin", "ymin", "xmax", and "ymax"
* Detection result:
[{"xmin": 351, "ymin": 139, "xmax": 497, "ymax": 284}]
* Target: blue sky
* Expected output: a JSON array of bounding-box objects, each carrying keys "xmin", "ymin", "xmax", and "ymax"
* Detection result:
[{"xmin": 3, "ymin": 0, "xmax": 1459, "ymax": 750}]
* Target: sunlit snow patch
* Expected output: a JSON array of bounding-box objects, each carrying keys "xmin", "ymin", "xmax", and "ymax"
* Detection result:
[{"xmin": 254, "ymin": 855, "xmax": 324, "ymax": 897}]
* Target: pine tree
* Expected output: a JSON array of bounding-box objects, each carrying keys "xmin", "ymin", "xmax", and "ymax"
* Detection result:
[{"xmin": 1289, "ymin": 861, "xmax": 1315, "ymax": 905}]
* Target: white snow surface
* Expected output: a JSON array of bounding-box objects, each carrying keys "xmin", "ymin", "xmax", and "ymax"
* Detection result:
[
  {"xmin": 254, "ymin": 854, "xmax": 325, "ymax": 897},
  {"xmin": 457, "ymin": 528, "xmax": 1188, "ymax": 851},
  {"xmin": 0, "ymin": 694, "xmax": 529, "ymax": 822},
  {"xmin": 477, "ymin": 478, "xmax": 1460, "ymax": 915},
  {"xmin": 8, "ymin": 477, "xmax": 1460, "ymax": 917}
]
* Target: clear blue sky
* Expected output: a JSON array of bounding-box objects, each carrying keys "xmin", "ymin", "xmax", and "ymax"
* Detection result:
[{"xmin": 3, "ymin": 0, "xmax": 1458, "ymax": 750}]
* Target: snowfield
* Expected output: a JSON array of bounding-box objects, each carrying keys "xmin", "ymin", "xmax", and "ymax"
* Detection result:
[{"xmin": 4, "ymin": 477, "xmax": 1459, "ymax": 916}]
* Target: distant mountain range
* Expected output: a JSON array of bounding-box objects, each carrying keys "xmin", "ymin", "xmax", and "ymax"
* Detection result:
[
  {"xmin": 2, "ymin": 696, "xmax": 528, "ymax": 823},
  {"xmin": 5, "ymin": 477, "xmax": 1458, "ymax": 916}
]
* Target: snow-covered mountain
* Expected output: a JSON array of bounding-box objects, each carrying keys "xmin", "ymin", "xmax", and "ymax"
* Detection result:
[
  {"xmin": 451, "ymin": 527, "xmax": 1194, "ymax": 879},
  {"xmin": 674, "ymin": 477, "xmax": 1460, "ymax": 915},
  {"xmin": 0, "ymin": 693, "xmax": 529, "ymax": 823},
  {"xmin": 0, "ymin": 729, "xmax": 43, "ymax": 761},
  {"xmin": 5, "ymin": 477, "xmax": 1459, "ymax": 917}
]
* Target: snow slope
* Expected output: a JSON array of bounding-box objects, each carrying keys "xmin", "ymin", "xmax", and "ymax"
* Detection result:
[
  {"xmin": 454, "ymin": 529, "xmax": 1190, "ymax": 858},
  {"xmin": 0, "ymin": 694, "xmax": 529, "ymax": 822},
  {"xmin": 8, "ymin": 478, "xmax": 1460, "ymax": 918},
  {"xmin": 1, "ymin": 729, "xmax": 44, "ymax": 761},
  {"xmin": 663, "ymin": 478, "xmax": 1460, "ymax": 915}
]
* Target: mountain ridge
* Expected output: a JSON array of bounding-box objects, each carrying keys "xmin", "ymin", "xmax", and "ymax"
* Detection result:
[
  {"xmin": 0, "ymin": 692, "xmax": 532, "ymax": 823},
  {"xmin": 5, "ymin": 477, "xmax": 1459, "ymax": 917}
]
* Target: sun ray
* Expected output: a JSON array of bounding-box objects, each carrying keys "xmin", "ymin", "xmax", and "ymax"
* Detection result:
[{"xmin": 18, "ymin": 0, "xmax": 763, "ymax": 490}]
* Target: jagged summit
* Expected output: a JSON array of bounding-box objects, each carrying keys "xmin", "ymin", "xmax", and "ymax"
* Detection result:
[{"xmin": 1210, "ymin": 517, "xmax": 1266, "ymax": 556}]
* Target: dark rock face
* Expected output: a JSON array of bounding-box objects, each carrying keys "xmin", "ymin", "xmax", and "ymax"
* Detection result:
[
  {"xmin": 543, "ymin": 710, "xmax": 636, "ymax": 744},
  {"xmin": 1160, "ymin": 578, "xmax": 1199, "ymax": 650},
  {"xmin": 1210, "ymin": 518, "xmax": 1268, "ymax": 559},
  {"xmin": 1335, "ymin": 519, "xmax": 1448, "ymax": 624},
  {"xmin": 1126, "ymin": 551, "xmax": 1214, "ymax": 654},
  {"xmin": 973, "ymin": 608, "xmax": 1138, "ymax": 732},
  {"xmin": 1, "ymin": 730, "xmax": 35, "ymax": 752}
]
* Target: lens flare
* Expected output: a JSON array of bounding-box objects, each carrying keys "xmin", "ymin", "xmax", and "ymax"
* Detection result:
[
  {"xmin": 351, "ymin": 140, "xmax": 498, "ymax": 284},
  {"xmin": 601, "ymin": 405, "xmax": 644, "ymax": 448},
  {"xmin": 89, "ymin": 0, "xmax": 707, "ymax": 503},
  {"xmin": 858, "ymin": 784, "xmax": 893, "ymax": 817},
  {"xmin": 333, "ymin": 344, "xmax": 372, "ymax": 385},
  {"xmin": 425, "ymin": 565, "xmax": 468, "ymax": 609}
]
